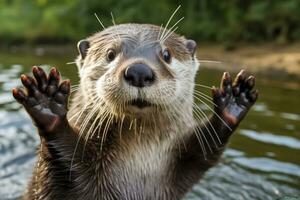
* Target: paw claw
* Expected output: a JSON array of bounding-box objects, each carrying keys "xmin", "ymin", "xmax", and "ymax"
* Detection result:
[
  {"xmin": 249, "ymin": 89, "xmax": 259, "ymax": 102},
  {"xmin": 237, "ymin": 69, "xmax": 246, "ymax": 77},
  {"xmin": 48, "ymin": 67, "xmax": 60, "ymax": 87},
  {"xmin": 223, "ymin": 72, "xmax": 231, "ymax": 81},
  {"xmin": 245, "ymin": 75, "xmax": 255, "ymax": 90},
  {"xmin": 32, "ymin": 66, "xmax": 47, "ymax": 92},
  {"xmin": 20, "ymin": 74, "xmax": 30, "ymax": 86},
  {"xmin": 221, "ymin": 72, "xmax": 232, "ymax": 93},
  {"xmin": 59, "ymin": 80, "xmax": 71, "ymax": 94},
  {"xmin": 20, "ymin": 74, "xmax": 39, "ymax": 95},
  {"xmin": 46, "ymin": 68, "xmax": 61, "ymax": 96},
  {"xmin": 212, "ymin": 86, "xmax": 221, "ymax": 99},
  {"xmin": 12, "ymin": 88, "xmax": 27, "ymax": 103},
  {"xmin": 234, "ymin": 70, "xmax": 246, "ymax": 86},
  {"xmin": 50, "ymin": 67, "xmax": 60, "ymax": 78}
]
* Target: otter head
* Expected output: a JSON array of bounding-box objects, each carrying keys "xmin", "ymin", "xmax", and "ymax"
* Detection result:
[{"xmin": 76, "ymin": 24, "xmax": 199, "ymax": 119}]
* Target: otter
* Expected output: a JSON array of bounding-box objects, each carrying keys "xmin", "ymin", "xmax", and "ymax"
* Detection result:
[{"xmin": 12, "ymin": 23, "xmax": 258, "ymax": 200}]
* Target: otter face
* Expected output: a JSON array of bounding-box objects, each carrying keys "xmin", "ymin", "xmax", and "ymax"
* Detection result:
[{"xmin": 76, "ymin": 24, "xmax": 199, "ymax": 117}]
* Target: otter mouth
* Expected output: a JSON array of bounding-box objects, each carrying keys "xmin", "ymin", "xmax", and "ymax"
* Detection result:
[{"xmin": 129, "ymin": 98, "xmax": 153, "ymax": 109}]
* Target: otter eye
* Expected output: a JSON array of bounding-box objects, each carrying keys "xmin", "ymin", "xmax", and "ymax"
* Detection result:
[
  {"xmin": 162, "ymin": 49, "xmax": 171, "ymax": 63},
  {"xmin": 106, "ymin": 49, "xmax": 116, "ymax": 62}
]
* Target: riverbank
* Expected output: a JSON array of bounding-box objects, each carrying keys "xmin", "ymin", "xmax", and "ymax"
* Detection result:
[{"xmin": 197, "ymin": 43, "xmax": 300, "ymax": 78}]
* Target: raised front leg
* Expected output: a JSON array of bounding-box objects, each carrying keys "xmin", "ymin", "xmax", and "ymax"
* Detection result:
[
  {"xmin": 176, "ymin": 70, "xmax": 258, "ymax": 186},
  {"xmin": 13, "ymin": 67, "xmax": 96, "ymax": 200},
  {"xmin": 12, "ymin": 67, "xmax": 85, "ymax": 158}
]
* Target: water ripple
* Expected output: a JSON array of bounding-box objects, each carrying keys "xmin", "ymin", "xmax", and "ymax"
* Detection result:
[
  {"xmin": 234, "ymin": 157, "xmax": 300, "ymax": 177},
  {"xmin": 240, "ymin": 129, "xmax": 300, "ymax": 150}
]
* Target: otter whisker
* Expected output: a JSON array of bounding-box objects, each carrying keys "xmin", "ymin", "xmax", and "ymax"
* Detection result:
[
  {"xmin": 161, "ymin": 17, "xmax": 184, "ymax": 43},
  {"xmin": 72, "ymin": 100, "xmax": 94, "ymax": 125},
  {"xmin": 194, "ymin": 83, "xmax": 213, "ymax": 90},
  {"xmin": 94, "ymin": 13, "xmax": 106, "ymax": 30},
  {"xmin": 69, "ymin": 103, "xmax": 91, "ymax": 125},
  {"xmin": 160, "ymin": 5, "xmax": 181, "ymax": 42},
  {"xmin": 134, "ymin": 118, "xmax": 137, "ymax": 137},
  {"xmin": 100, "ymin": 113, "xmax": 113, "ymax": 154},
  {"xmin": 71, "ymin": 88, "xmax": 79, "ymax": 93},
  {"xmin": 78, "ymin": 104, "xmax": 99, "ymax": 139},
  {"xmin": 95, "ymin": 107, "xmax": 111, "ymax": 140},
  {"xmin": 165, "ymin": 103, "xmax": 186, "ymax": 157},
  {"xmin": 97, "ymin": 109, "xmax": 110, "ymax": 135},
  {"xmin": 82, "ymin": 100, "xmax": 112, "ymax": 161},
  {"xmin": 111, "ymin": 12, "xmax": 116, "ymax": 26},
  {"xmin": 157, "ymin": 24, "xmax": 164, "ymax": 41},
  {"xmin": 154, "ymin": 82, "xmax": 211, "ymax": 157},
  {"xmin": 172, "ymin": 100, "xmax": 208, "ymax": 157},
  {"xmin": 69, "ymin": 103, "xmax": 100, "ymax": 179},
  {"xmin": 192, "ymin": 93, "xmax": 222, "ymax": 145},
  {"xmin": 78, "ymin": 101, "xmax": 100, "ymax": 138},
  {"xmin": 129, "ymin": 120, "xmax": 134, "ymax": 130},
  {"xmin": 87, "ymin": 111, "xmax": 102, "ymax": 141},
  {"xmin": 193, "ymin": 92, "xmax": 218, "ymax": 108},
  {"xmin": 68, "ymin": 111, "xmax": 80, "ymax": 122},
  {"xmin": 66, "ymin": 61, "xmax": 77, "ymax": 65},
  {"xmin": 151, "ymin": 87, "xmax": 188, "ymax": 155},
  {"xmin": 75, "ymin": 97, "xmax": 105, "ymax": 163},
  {"xmin": 68, "ymin": 101, "xmax": 92, "ymax": 124},
  {"xmin": 198, "ymin": 60, "xmax": 222, "ymax": 64},
  {"xmin": 193, "ymin": 90, "xmax": 213, "ymax": 101},
  {"xmin": 174, "ymin": 99, "xmax": 210, "ymax": 155},
  {"xmin": 119, "ymin": 114, "xmax": 125, "ymax": 141},
  {"xmin": 196, "ymin": 97, "xmax": 232, "ymax": 131},
  {"xmin": 70, "ymin": 85, "xmax": 80, "ymax": 89},
  {"xmin": 193, "ymin": 103, "xmax": 220, "ymax": 148},
  {"xmin": 194, "ymin": 126, "xmax": 208, "ymax": 157},
  {"xmin": 110, "ymin": 12, "xmax": 121, "ymax": 41},
  {"xmin": 94, "ymin": 13, "xmax": 119, "ymax": 43},
  {"xmin": 100, "ymin": 89, "xmax": 125, "ymax": 146},
  {"xmin": 161, "ymin": 26, "xmax": 179, "ymax": 44}
]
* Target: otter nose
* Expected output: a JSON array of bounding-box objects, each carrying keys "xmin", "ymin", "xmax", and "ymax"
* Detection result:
[{"xmin": 124, "ymin": 64, "xmax": 154, "ymax": 87}]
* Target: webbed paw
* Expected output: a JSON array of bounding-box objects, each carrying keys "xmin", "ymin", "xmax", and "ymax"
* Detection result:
[
  {"xmin": 12, "ymin": 67, "xmax": 70, "ymax": 133},
  {"xmin": 212, "ymin": 70, "xmax": 258, "ymax": 128}
]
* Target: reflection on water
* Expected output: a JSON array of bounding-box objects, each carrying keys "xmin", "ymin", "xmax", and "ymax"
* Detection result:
[
  {"xmin": 0, "ymin": 51, "xmax": 299, "ymax": 200},
  {"xmin": 240, "ymin": 129, "xmax": 300, "ymax": 150}
]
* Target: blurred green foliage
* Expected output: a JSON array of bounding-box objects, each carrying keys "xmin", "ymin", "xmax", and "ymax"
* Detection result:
[{"xmin": 1, "ymin": 0, "xmax": 300, "ymax": 45}]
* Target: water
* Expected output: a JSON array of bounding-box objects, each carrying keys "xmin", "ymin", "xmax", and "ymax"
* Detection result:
[{"xmin": 0, "ymin": 49, "xmax": 299, "ymax": 200}]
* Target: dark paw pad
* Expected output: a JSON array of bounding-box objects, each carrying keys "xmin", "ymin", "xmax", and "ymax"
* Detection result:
[
  {"xmin": 212, "ymin": 70, "xmax": 258, "ymax": 127},
  {"xmin": 12, "ymin": 66, "xmax": 71, "ymax": 132}
]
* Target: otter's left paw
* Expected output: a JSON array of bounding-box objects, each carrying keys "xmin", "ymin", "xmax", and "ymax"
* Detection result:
[{"xmin": 212, "ymin": 70, "xmax": 258, "ymax": 127}]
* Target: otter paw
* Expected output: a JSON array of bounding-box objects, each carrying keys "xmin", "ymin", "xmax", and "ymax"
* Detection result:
[
  {"xmin": 212, "ymin": 70, "xmax": 258, "ymax": 127},
  {"xmin": 12, "ymin": 66, "xmax": 70, "ymax": 133}
]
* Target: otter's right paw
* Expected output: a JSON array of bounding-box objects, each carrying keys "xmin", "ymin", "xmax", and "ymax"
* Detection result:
[{"xmin": 12, "ymin": 67, "xmax": 70, "ymax": 133}]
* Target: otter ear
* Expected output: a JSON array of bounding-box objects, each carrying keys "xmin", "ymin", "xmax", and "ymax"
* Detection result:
[
  {"xmin": 186, "ymin": 39, "xmax": 197, "ymax": 56},
  {"xmin": 77, "ymin": 40, "xmax": 90, "ymax": 59}
]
